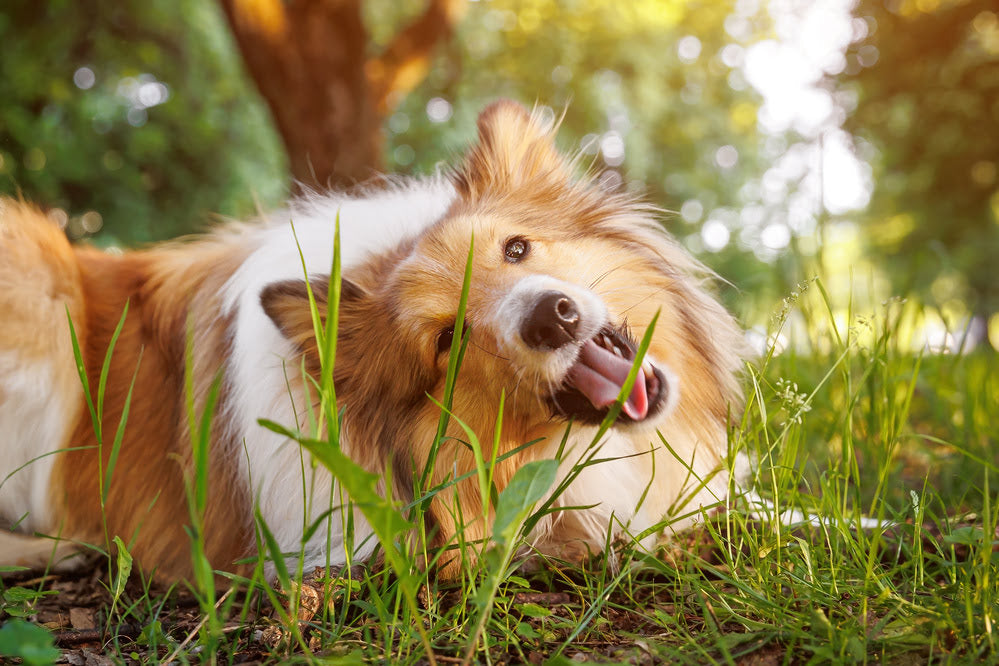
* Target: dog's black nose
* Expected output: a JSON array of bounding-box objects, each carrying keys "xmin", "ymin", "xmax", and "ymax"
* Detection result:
[{"xmin": 521, "ymin": 291, "xmax": 580, "ymax": 350}]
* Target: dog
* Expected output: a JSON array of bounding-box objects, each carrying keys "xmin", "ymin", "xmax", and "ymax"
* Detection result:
[{"xmin": 0, "ymin": 101, "xmax": 745, "ymax": 580}]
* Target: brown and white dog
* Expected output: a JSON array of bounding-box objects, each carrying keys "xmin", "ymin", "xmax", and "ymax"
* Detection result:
[{"xmin": 0, "ymin": 101, "xmax": 744, "ymax": 580}]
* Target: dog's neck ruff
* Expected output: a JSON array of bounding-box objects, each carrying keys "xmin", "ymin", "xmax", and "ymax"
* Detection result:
[{"xmin": 220, "ymin": 178, "xmax": 456, "ymax": 568}]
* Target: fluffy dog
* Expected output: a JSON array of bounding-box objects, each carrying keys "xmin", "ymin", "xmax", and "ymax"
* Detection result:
[{"xmin": 0, "ymin": 101, "xmax": 744, "ymax": 579}]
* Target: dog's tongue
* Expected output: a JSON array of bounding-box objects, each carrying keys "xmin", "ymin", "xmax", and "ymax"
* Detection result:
[{"xmin": 567, "ymin": 339, "xmax": 649, "ymax": 420}]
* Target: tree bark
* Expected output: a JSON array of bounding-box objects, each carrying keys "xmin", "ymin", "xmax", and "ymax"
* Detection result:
[{"xmin": 219, "ymin": 0, "xmax": 464, "ymax": 190}]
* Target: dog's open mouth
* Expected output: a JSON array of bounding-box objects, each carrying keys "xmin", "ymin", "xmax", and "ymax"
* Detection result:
[{"xmin": 550, "ymin": 326, "xmax": 667, "ymax": 424}]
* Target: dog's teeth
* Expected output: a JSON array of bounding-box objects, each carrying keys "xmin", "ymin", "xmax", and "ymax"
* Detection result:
[
  {"xmin": 643, "ymin": 362, "xmax": 654, "ymax": 380},
  {"xmin": 613, "ymin": 346, "xmax": 623, "ymax": 357}
]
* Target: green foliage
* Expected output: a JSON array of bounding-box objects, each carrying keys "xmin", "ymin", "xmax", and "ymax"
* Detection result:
[
  {"xmin": 182, "ymin": 345, "xmax": 227, "ymax": 654},
  {"xmin": 463, "ymin": 459, "xmax": 557, "ymax": 662},
  {"xmin": 4, "ymin": 0, "xmax": 993, "ymax": 324},
  {"xmin": 388, "ymin": 1, "xmax": 765, "ymax": 197},
  {"xmin": 839, "ymin": 0, "xmax": 999, "ymax": 315},
  {"xmin": 490, "ymin": 461, "xmax": 558, "ymax": 554},
  {"xmin": 0, "ymin": 619, "xmax": 59, "ymax": 666},
  {"xmin": 0, "ymin": 0, "xmax": 286, "ymax": 245},
  {"xmin": 109, "ymin": 536, "xmax": 133, "ymax": 617},
  {"xmin": 67, "ymin": 303, "xmax": 136, "ymax": 573},
  {"xmin": 391, "ymin": 3, "xmax": 765, "ymax": 239},
  {"xmin": 1, "ymin": 585, "xmax": 54, "ymax": 619}
]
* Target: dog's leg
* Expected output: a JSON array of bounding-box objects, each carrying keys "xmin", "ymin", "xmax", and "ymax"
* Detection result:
[{"xmin": 0, "ymin": 531, "xmax": 87, "ymax": 574}]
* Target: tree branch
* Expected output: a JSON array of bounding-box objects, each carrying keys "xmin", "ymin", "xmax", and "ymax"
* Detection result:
[
  {"xmin": 367, "ymin": 0, "xmax": 466, "ymax": 113},
  {"xmin": 217, "ymin": 0, "xmax": 466, "ymax": 187}
]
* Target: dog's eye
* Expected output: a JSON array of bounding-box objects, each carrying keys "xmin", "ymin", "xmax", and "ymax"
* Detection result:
[
  {"xmin": 503, "ymin": 236, "xmax": 529, "ymax": 263},
  {"xmin": 436, "ymin": 322, "xmax": 470, "ymax": 355},
  {"xmin": 436, "ymin": 325, "xmax": 455, "ymax": 355}
]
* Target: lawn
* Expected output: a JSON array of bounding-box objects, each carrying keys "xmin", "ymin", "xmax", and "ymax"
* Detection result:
[{"xmin": 1, "ymin": 280, "xmax": 996, "ymax": 665}]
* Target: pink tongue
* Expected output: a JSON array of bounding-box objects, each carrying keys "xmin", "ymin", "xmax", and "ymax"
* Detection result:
[{"xmin": 566, "ymin": 339, "xmax": 649, "ymax": 420}]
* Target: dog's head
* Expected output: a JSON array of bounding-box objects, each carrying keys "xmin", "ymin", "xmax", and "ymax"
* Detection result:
[{"xmin": 261, "ymin": 100, "xmax": 744, "ymax": 488}]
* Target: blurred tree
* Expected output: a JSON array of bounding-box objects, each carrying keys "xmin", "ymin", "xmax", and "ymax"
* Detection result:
[
  {"xmin": 219, "ymin": 0, "xmax": 465, "ymax": 188},
  {"xmin": 838, "ymin": 0, "xmax": 999, "ymax": 317},
  {"xmin": 0, "ymin": 0, "xmax": 286, "ymax": 244}
]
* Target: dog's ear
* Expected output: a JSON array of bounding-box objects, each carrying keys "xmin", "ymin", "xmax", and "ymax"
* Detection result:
[
  {"xmin": 260, "ymin": 276, "xmax": 364, "ymax": 355},
  {"xmin": 455, "ymin": 99, "xmax": 570, "ymax": 198}
]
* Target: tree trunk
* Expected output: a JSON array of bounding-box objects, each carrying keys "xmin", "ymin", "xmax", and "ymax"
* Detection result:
[{"xmin": 219, "ymin": 0, "xmax": 465, "ymax": 190}]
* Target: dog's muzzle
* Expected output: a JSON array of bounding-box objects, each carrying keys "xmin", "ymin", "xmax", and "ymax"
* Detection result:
[{"xmin": 517, "ymin": 290, "xmax": 668, "ymax": 424}]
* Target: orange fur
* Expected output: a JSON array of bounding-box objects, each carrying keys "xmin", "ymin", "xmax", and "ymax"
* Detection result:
[{"xmin": 0, "ymin": 203, "xmax": 253, "ymax": 578}]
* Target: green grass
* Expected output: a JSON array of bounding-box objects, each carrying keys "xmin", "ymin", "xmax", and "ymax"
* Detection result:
[{"xmin": 2, "ymin": 270, "xmax": 997, "ymax": 664}]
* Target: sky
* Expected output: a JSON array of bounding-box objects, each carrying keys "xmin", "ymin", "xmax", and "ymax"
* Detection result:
[
  {"xmin": 731, "ymin": 0, "xmax": 986, "ymax": 350},
  {"xmin": 744, "ymin": 0, "xmax": 870, "ymax": 217},
  {"xmin": 667, "ymin": 0, "xmax": 875, "ymax": 268}
]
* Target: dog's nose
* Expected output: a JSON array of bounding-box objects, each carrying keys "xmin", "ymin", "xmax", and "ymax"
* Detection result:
[{"xmin": 521, "ymin": 291, "xmax": 580, "ymax": 350}]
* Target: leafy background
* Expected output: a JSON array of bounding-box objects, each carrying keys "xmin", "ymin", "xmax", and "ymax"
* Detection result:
[{"xmin": 1, "ymin": 0, "xmax": 997, "ymax": 334}]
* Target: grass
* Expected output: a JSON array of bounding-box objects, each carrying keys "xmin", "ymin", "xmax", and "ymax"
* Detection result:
[{"xmin": 1, "ymin": 265, "xmax": 997, "ymax": 664}]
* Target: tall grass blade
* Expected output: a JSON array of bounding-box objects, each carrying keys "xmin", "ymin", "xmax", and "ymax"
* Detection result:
[
  {"xmin": 462, "ymin": 459, "xmax": 557, "ymax": 664},
  {"xmin": 423, "ymin": 236, "xmax": 475, "ymax": 490},
  {"xmin": 103, "ymin": 348, "xmax": 143, "ymax": 505}
]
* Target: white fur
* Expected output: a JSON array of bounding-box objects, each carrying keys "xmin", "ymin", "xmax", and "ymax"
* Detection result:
[
  {"xmin": 0, "ymin": 531, "xmax": 87, "ymax": 571},
  {"xmin": 221, "ymin": 179, "xmax": 456, "ymax": 567},
  {"xmin": 540, "ymin": 429, "xmax": 655, "ymax": 545},
  {"xmin": 745, "ymin": 492, "xmax": 891, "ymax": 530},
  {"xmin": 529, "ymin": 415, "xmax": 728, "ymax": 560},
  {"xmin": 0, "ymin": 355, "xmax": 79, "ymax": 533}
]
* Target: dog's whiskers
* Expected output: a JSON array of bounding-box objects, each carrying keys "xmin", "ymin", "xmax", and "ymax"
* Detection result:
[
  {"xmin": 588, "ymin": 262, "xmax": 631, "ymax": 290},
  {"xmin": 598, "ymin": 284, "xmax": 668, "ymax": 317},
  {"xmin": 469, "ymin": 340, "xmax": 509, "ymax": 361}
]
